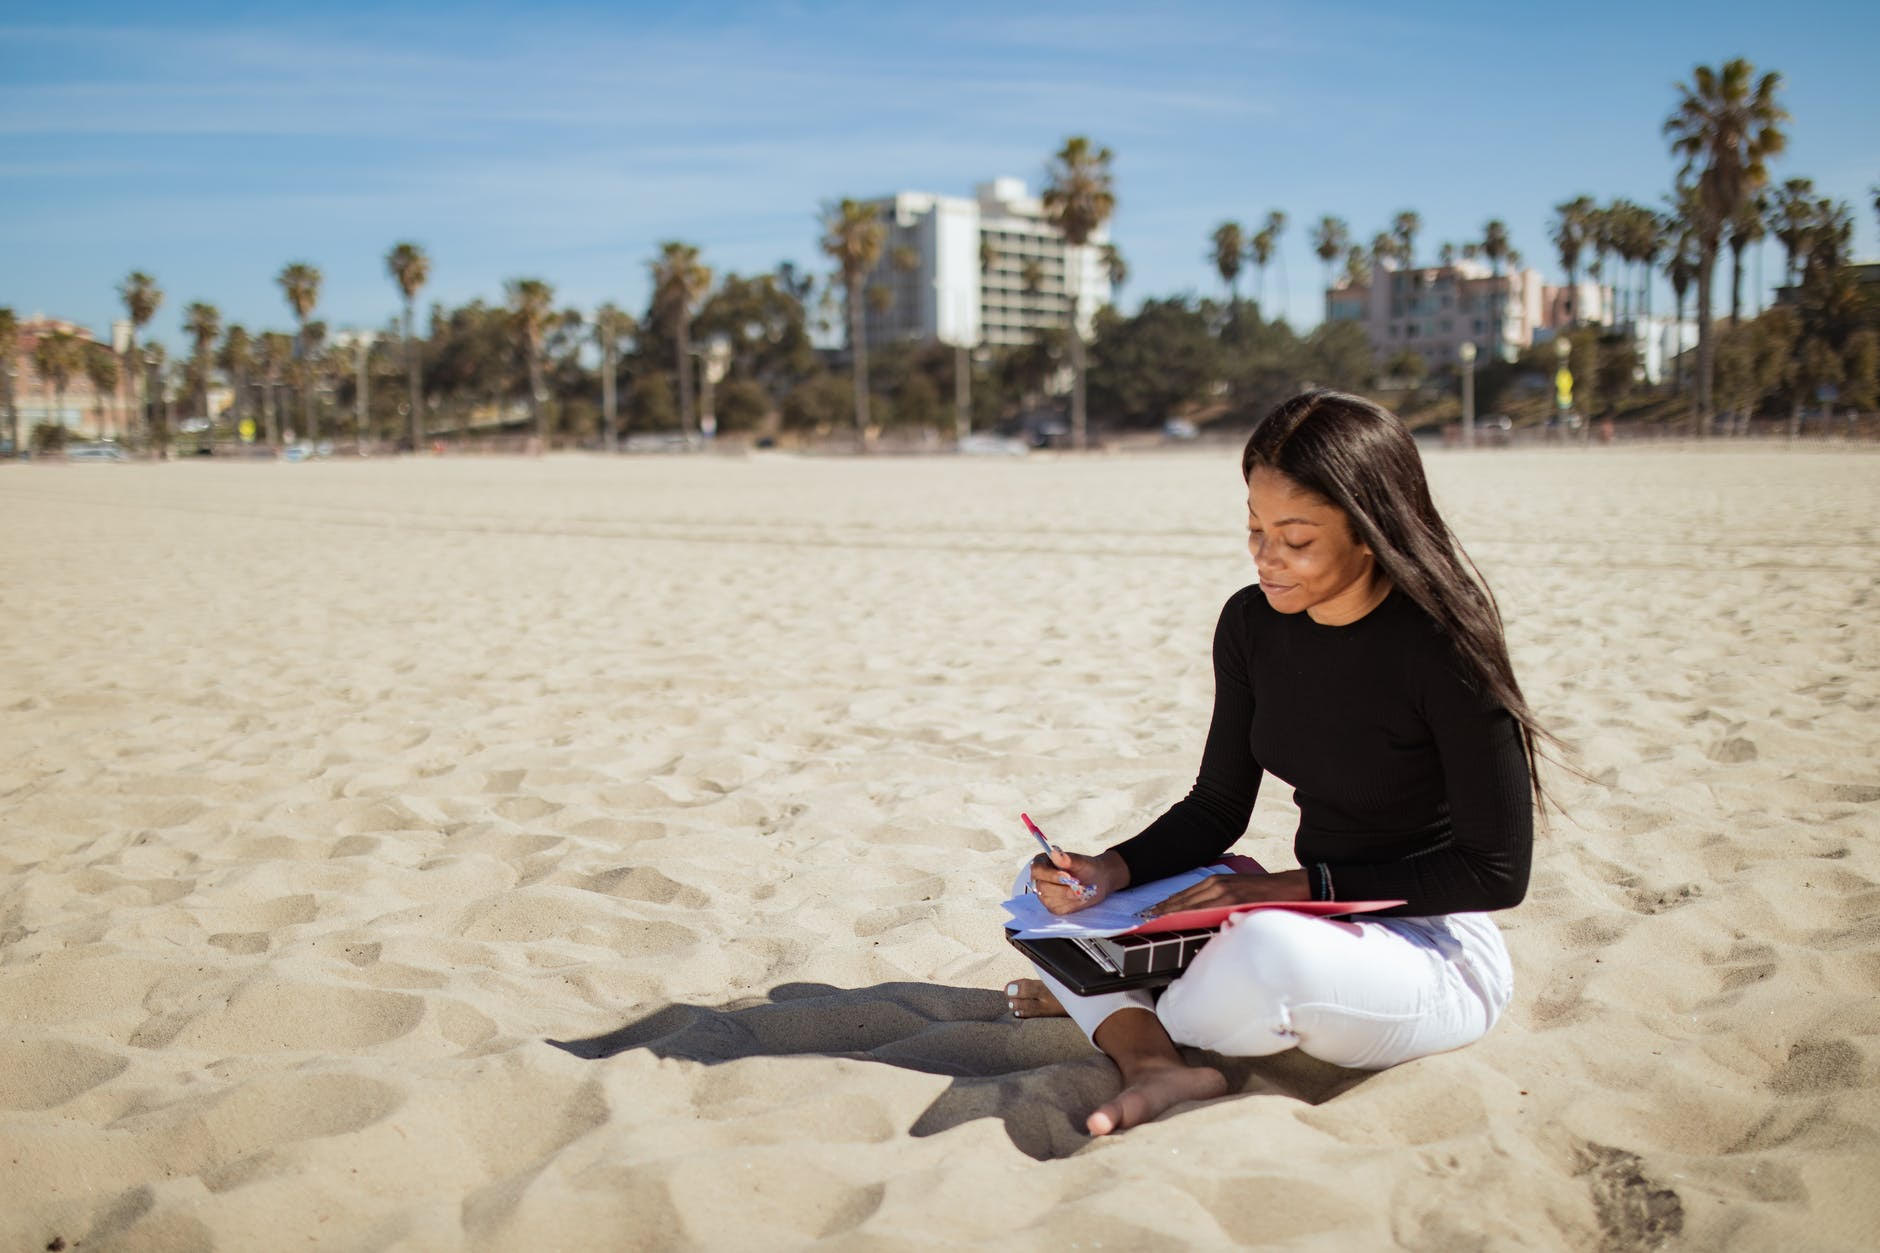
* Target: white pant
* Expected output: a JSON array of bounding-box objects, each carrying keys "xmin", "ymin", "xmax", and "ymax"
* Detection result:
[{"xmin": 1032, "ymin": 904, "xmax": 1514, "ymax": 1071}]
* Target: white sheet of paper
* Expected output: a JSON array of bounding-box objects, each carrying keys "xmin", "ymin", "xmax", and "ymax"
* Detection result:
[{"xmin": 1002, "ymin": 865, "xmax": 1232, "ymax": 940}]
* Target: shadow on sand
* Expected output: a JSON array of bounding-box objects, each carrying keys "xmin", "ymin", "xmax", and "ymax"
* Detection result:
[{"xmin": 547, "ymin": 980, "xmax": 1374, "ymax": 1160}]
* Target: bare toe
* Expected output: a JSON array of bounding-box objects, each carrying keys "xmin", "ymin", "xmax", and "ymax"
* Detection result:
[
  {"xmin": 1004, "ymin": 978, "xmax": 1067, "ymax": 1019},
  {"xmin": 1086, "ymin": 1062, "xmax": 1227, "ymax": 1136}
]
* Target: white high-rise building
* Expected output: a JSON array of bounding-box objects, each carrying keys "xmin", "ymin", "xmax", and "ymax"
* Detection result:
[{"xmin": 855, "ymin": 177, "xmax": 1112, "ymax": 352}]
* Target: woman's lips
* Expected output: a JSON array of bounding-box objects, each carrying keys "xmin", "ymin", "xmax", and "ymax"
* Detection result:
[{"xmin": 1260, "ymin": 580, "xmax": 1297, "ymax": 594}]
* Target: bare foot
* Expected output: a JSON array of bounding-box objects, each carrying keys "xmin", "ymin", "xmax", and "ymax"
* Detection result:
[
  {"xmin": 1004, "ymin": 978, "xmax": 1066, "ymax": 1019},
  {"xmin": 1085, "ymin": 1059, "xmax": 1227, "ymax": 1136}
]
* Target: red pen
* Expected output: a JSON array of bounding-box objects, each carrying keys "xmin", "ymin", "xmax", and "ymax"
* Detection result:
[{"xmin": 1021, "ymin": 813, "xmax": 1091, "ymax": 896}]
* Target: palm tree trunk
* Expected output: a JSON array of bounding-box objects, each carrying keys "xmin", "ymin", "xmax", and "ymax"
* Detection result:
[
  {"xmin": 1695, "ymin": 245, "xmax": 1716, "ymax": 437},
  {"xmin": 296, "ymin": 325, "xmax": 315, "ymax": 442},
  {"xmin": 848, "ymin": 277, "xmax": 869, "ymax": 449},
  {"xmin": 405, "ymin": 301, "xmax": 422, "ymax": 453},
  {"xmin": 1069, "ymin": 324, "xmax": 1087, "ymax": 451},
  {"xmin": 527, "ymin": 339, "xmax": 545, "ymax": 446},
  {"xmin": 601, "ymin": 336, "xmax": 617, "ymax": 452},
  {"xmin": 674, "ymin": 318, "xmax": 696, "ymax": 440},
  {"xmin": 1729, "ymin": 242, "xmax": 1744, "ymax": 326}
]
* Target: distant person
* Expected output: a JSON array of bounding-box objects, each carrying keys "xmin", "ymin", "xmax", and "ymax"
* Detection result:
[{"xmin": 1006, "ymin": 390, "xmax": 1546, "ymax": 1136}]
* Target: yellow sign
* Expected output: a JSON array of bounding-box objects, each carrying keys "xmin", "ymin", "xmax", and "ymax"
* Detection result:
[
  {"xmin": 1554, "ymin": 367, "xmax": 1573, "ymax": 407},
  {"xmin": 239, "ymin": 418, "xmax": 256, "ymax": 443}
]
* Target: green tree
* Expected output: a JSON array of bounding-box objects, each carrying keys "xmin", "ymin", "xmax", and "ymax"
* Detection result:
[
  {"xmin": 1480, "ymin": 219, "xmax": 1511, "ymax": 276},
  {"xmin": 275, "ymin": 262, "xmax": 322, "ymax": 440},
  {"xmin": 385, "ymin": 242, "xmax": 430, "ymax": 451},
  {"xmin": 1312, "ymin": 216, "xmax": 1350, "ymax": 300},
  {"xmin": 713, "ymin": 378, "xmax": 771, "ymax": 433},
  {"xmin": 1086, "ymin": 298, "xmax": 1221, "ymax": 425},
  {"xmin": 650, "ymin": 241, "xmax": 712, "ymax": 441},
  {"xmin": 594, "ymin": 302, "xmax": 633, "ymax": 450},
  {"xmin": 1727, "ymin": 193, "xmax": 1767, "ymax": 323},
  {"xmin": 626, "ymin": 371, "xmax": 677, "ymax": 432},
  {"xmin": 0, "ymin": 307, "xmax": 20, "ymax": 453},
  {"xmin": 182, "ymin": 301, "xmax": 220, "ymax": 422},
  {"xmin": 505, "ymin": 278, "xmax": 554, "ymax": 443},
  {"xmin": 34, "ymin": 331, "xmax": 84, "ymax": 432},
  {"xmin": 1551, "ymin": 197, "xmax": 1594, "ymax": 321},
  {"xmin": 1041, "ymin": 135, "xmax": 1116, "ymax": 451},
  {"xmin": 1100, "ymin": 243, "xmax": 1127, "ymax": 291},
  {"xmin": 1391, "ymin": 210, "xmax": 1420, "ymax": 269},
  {"xmin": 1248, "ymin": 224, "xmax": 1275, "ymax": 313},
  {"xmin": 1263, "ymin": 210, "xmax": 1290, "ymax": 314},
  {"xmin": 1210, "ymin": 221, "xmax": 1245, "ymax": 311},
  {"xmin": 83, "ymin": 342, "xmax": 119, "ymax": 436},
  {"xmin": 219, "ymin": 325, "xmax": 254, "ymax": 441},
  {"xmin": 819, "ymin": 200, "xmax": 885, "ymax": 446},
  {"xmin": 117, "ymin": 271, "xmax": 162, "ymax": 442},
  {"xmin": 1766, "ymin": 178, "xmax": 1817, "ymax": 287},
  {"xmin": 1665, "ymin": 58, "xmax": 1789, "ymax": 434},
  {"xmin": 258, "ymin": 331, "xmax": 293, "ymax": 449},
  {"xmin": 1342, "ymin": 245, "xmax": 1371, "ymax": 290},
  {"xmin": 781, "ymin": 372, "xmax": 853, "ymax": 432}
]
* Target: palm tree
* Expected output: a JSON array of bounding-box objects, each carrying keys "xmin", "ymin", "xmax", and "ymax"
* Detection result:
[
  {"xmin": 1312, "ymin": 216, "xmax": 1350, "ymax": 299},
  {"xmin": 82, "ymin": 344, "xmax": 118, "ymax": 437},
  {"xmin": 1437, "ymin": 242, "xmax": 1457, "ymax": 268},
  {"xmin": 1665, "ymin": 58, "xmax": 1788, "ymax": 434},
  {"xmin": 1368, "ymin": 231, "xmax": 1399, "ymax": 275},
  {"xmin": 1264, "ymin": 211, "xmax": 1289, "ymax": 316},
  {"xmin": 1248, "ymin": 226, "xmax": 1275, "ymax": 313},
  {"xmin": 182, "ymin": 301, "xmax": 220, "ymax": 424},
  {"xmin": 1635, "ymin": 210, "xmax": 1666, "ymax": 321},
  {"xmin": 276, "ymin": 262, "xmax": 322, "ymax": 440},
  {"xmin": 594, "ymin": 302, "xmax": 632, "ymax": 451},
  {"xmin": 1480, "ymin": 220, "xmax": 1511, "ymax": 276},
  {"xmin": 1727, "ymin": 193, "xmax": 1767, "ymax": 322},
  {"xmin": 1391, "ymin": 210, "xmax": 1420, "ymax": 269},
  {"xmin": 650, "ymin": 241, "xmax": 712, "ymax": 441},
  {"xmin": 1342, "ymin": 245, "xmax": 1371, "ymax": 290},
  {"xmin": 118, "ymin": 271, "xmax": 162, "ymax": 442},
  {"xmin": 0, "ymin": 307, "xmax": 17, "ymax": 453},
  {"xmin": 1040, "ymin": 135, "xmax": 1116, "ymax": 451},
  {"xmin": 258, "ymin": 331, "xmax": 293, "ymax": 449},
  {"xmin": 1100, "ymin": 243, "xmax": 1127, "ymax": 292},
  {"xmin": 504, "ymin": 279, "xmax": 555, "ymax": 445},
  {"xmin": 34, "ymin": 331, "xmax": 84, "ymax": 432},
  {"xmin": 385, "ymin": 242, "xmax": 430, "ymax": 452},
  {"xmin": 1766, "ymin": 178, "xmax": 1816, "ymax": 289},
  {"xmin": 219, "ymin": 326, "xmax": 253, "ymax": 441},
  {"xmin": 1551, "ymin": 197, "xmax": 1595, "ymax": 323},
  {"xmin": 1664, "ymin": 204, "xmax": 1700, "ymax": 395},
  {"xmin": 1210, "ymin": 221, "xmax": 1245, "ymax": 311},
  {"xmin": 818, "ymin": 202, "xmax": 885, "ymax": 446}
]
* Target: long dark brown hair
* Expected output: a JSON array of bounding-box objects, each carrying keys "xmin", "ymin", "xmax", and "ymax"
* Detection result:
[{"xmin": 1242, "ymin": 389, "xmax": 1556, "ymax": 808}]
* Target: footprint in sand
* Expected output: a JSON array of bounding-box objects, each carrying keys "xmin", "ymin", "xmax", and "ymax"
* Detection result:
[
  {"xmin": 161, "ymin": 980, "xmax": 426, "ymax": 1052},
  {"xmin": 0, "ymin": 1038, "xmax": 128, "ymax": 1110}
]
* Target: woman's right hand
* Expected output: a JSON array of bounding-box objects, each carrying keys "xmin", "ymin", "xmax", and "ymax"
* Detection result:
[{"xmin": 1029, "ymin": 848, "xmax": 1129, "ymax": 915}]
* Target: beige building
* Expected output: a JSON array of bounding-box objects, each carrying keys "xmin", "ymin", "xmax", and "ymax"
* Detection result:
[
  {"xmin": 1327, "ymin": 259, "xmax": 1611, "ymax": 369},
  {"xmin": 5, "ymin": 317, "xmax": 139, "ymax": 443}
]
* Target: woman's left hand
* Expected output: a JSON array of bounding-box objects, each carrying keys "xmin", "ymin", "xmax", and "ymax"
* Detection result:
[{"xmin": 1140, "ymin": 869, "xmax": 1312, "ymax": 920}]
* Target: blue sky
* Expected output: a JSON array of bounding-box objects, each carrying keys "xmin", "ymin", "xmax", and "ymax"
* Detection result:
[{"xmin": 3, "ymin": 0, "xmax": 1876, "ymax": 349}]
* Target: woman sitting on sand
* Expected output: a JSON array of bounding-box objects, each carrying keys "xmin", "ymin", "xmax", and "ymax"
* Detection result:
[{"xmin": 1007, "ymin": 390, "xmax": 1545, "ymax": 1137}]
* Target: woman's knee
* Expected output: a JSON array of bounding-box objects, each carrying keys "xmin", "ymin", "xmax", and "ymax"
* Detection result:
[{"xmin": 1156, "ymin": 912, "xmax": 1331, "ymax": 1052}]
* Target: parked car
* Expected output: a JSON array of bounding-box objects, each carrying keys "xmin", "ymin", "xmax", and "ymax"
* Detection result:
[
  {"xmin": 1162, "ymin": 418, "xmax": 1199, "ymax": 441},
  {"xmin": 65, "ymin": 443, "xmax": 129, "ymax": 462}
]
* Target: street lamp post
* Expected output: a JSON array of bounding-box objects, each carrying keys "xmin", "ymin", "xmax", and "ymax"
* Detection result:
[
  {"xmin": 1553, "ymin": 335, "xmax": 1573, "ymax": 441},
  {"xmin": 1457, "ymin": 340, "xmax": 1477, "ymax": 448}
]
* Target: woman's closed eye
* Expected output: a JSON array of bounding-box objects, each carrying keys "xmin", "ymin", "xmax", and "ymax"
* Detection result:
[{"xmin": 1249, "ymin": 527, "xmax": 1310, "ymax": 551}]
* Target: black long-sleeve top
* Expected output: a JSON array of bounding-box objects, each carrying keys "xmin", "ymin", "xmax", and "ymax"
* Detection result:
[{"xmin": 1109, "ymin": 584, "xmax": 1533, "ymax": 917}]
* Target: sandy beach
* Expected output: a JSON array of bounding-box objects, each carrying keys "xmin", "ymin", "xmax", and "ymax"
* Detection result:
[{"xmin": 1, "ymin": 445, "xmax": 1875, "ymax": 1250}]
